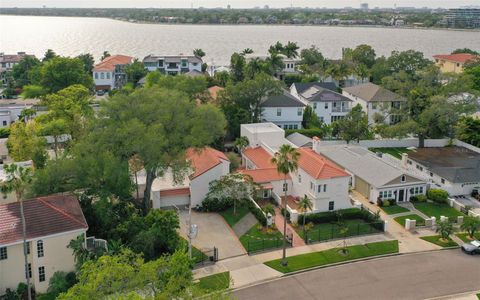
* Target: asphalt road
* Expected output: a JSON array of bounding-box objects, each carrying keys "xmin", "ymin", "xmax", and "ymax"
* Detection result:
[{"xmin": 233, "ymin": 250, "xmax": 480, "ymax": 300}]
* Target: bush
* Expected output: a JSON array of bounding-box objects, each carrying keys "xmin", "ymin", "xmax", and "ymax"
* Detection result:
[
  {"xmin": 427, "ymin": 189, "xmax": 449, "ymax": 204},
  {"xmin": 383, "ymin": 200, "xmax": 391, "ymax": 207},
  {"xmin": 0, "ymin": 127, "xmax": 10, "ymax": 138},
  {"xmin": 415, "ymin": 194, "xmax": 427, "ymax": 202},
  {"xmin": 298, "ymin": 208, "xmax": 377, "ymax": 225},
  {"xmin": 201, "ymin": 197, "xmax": 233, "ymax": 212},
  {"xmin": 247, "ymin": 201, "xmax": 267, "ymax": 226}
]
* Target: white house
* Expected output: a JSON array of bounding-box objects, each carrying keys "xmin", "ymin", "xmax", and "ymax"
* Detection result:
[
  {"xmin": 244, "ymin": 54, "xmax": 301, "ymax": 80},
  {"xmin": 317, "ymin": 144, "xmax": 427, "ymax": 202},
  {"xmin": 260, "ymin": 91, "xmax": 305, "ymax": 130},
  {"xmin": 0, "ymin": 195, "xmax": 88, "ymax": 294},
  {"xmin": 0, "ymin": 102, "xmax": 35, "ymax": 128},
  {"xmin": 239, "ymin": 123, "xmax": 352, "ymax": 214},
  {"xmin": 0, "ymin": 53, "xmax": 34, "ymax": 84},
  {"xmin": 342, "ymin": 82, "xmax": 406, "ymax": 125},
  {"xmin": 93, "ymin": 55, "xmax": 133, "ymax": 91},
  {"xmin": 402, "ymin": 146, "xmax": 480, "ymax": 196},
  {"xmin": 290, "ymin": 82, "xmax": 352, "ymax": 124},
  {"xmin": 150, "ymin": 147, "xmax": 230, "ymax": 209},
  {"xmin": 143, "ymin": 55, "xmax": 203, "ymax": 75}
]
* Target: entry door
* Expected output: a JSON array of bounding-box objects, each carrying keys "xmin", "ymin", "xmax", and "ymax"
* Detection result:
[{"xmin": 398, "ymin": 189, "xmax": 405, "ymax": 202}]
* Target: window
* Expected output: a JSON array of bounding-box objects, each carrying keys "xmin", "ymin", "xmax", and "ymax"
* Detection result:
[
  {"xmin": 313, "ymin": 103, "xmax": 317, "ymax": 109},
  {"xmin": 401, "ymin": 175, "xmax": 406, "ymax": 182},
  {"xmin": 181, "ymin": 59, "xmax": 188, "ymax": 67},
  {"xmin": 441, "ymin": 178, "xmax": 445, "ymax": 184},
  {"xmin": 310, "ymin": 182, "xmax": 314, "ymax": 191},
  {"xmin": 457, "ymin": 63, "xmax": 460, "ymax": 67},
  {"xmin": 416, "ymin": 164, "xmax": 423, "ymax": 171},
  {"xmin": 100, "ymin": 72, "xmax": 104, "ymax": 79},
  {"xmin": 318, "ymin": 184, "xmax": 321, "ymax": 193},
  {"xmin": 37, "ymin": 240, "xmax": 44, "ymax": 258},
  {"xmin": 2, "ymin": 121, "xmax": 7, "ymax": 126},
  {"xmin": 430, "ymin": 172, "xmax": 433, "ymax": 177},
  {"xmin": 293, "ymin": 124, "xmax": 298, "ymax": 129},
  {"xmin": 419, "ymin": 187, "xmax": 423, "ymax": 193},
  {"xmin": 371, "ymin": 103, "xmax": 377, "ymax": 109},
  {"xmin": 297, "ymin": 108, "xmax": 302, "ymax": 116},
  {"xmin": 282, "ymin": 183, "xmax": 288, "ymax": 192},
  {"xmin": 193, "ymin": 62, "xmax": 198, "ymax": 66},
  {"xmin": 323, "ymin": 184, "xmax": 327, "ymax": 192},
  {"xmin": 319, "ymin": 117, "xmax": 324, "ymax": 122},
  {"xmin": 158, "ymin": 60, "xmax": 164, "ymax": 67},
  {"xmin": 407, "ymin": 160, "xmax": 412, "ymax": 165},
  {"xmin": 328, "ymin": 201, "xmax": 334, "ymax": 211},
  {"xmin": 288, "ymin": 124, "xmax": 293, "ymax": 130},
  {"xmin": 94, "ymin": 72, "xmax": 98, "ymax": 79},
  {"xmin": 283, "ymin": 125, "xmax": 288, "ymax": 129},
  {"xmin": 277, "ymin": 108, "xmax": 282, "ymax": 116},
  {"xmin": 25, "ymin": 242, "xmax": 30, "ymax": 255},
  {"xmin": 0, "ymin": 247, "xmax": 7, "ymax": 260},
  {"xmin": 25, "ymin": 263, "xmax": 32, "ymax": 279},
  {"xmin": 39, "ymin": 266, "xmax": 46, "ymax": 282},
  {"xmin": 333, "ymin": 102, "xmax": 337, "ymax": 108},
  {"xmin": 324, "ymin": 103, "xmax": 328, "ymax": 109},
  {"xmin": 106, "ymin": 72, "xmax": 110, "ymax": 79}
]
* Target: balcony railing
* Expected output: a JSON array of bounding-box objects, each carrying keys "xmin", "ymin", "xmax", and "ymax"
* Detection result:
[{"xmin": 332, "ymin": 107, "xmax": 351, "ymax": 113}]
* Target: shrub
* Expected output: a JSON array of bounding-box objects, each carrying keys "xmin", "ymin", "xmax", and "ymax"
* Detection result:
[
  {"xmin": 297, "ymin": 208, "xmax": 377, "ymax": 224},
  {"xmin": 416, "ymin": 194, "xmax": 427, "ymax": 202},
  {"xmin": 383, "ymin": 200, "xmax": 390, "ymax": 207},
  {"xmin": 0, "ymin": 127, "xmax": 10, "ymax": 138},
  {"xmin": 427, "ymin": 189, "xmax": 449, "ymax": 204},
  {"xmin": 201, "ymin": 197, "xmax": 233, "ymax": 212},
  {"xmin": 247, "ymin": 201, "xmax": 267, "ymax": 226},
  {"xmin": 281, "ymin": 207, "xmax": 291, "ymax": 222}
]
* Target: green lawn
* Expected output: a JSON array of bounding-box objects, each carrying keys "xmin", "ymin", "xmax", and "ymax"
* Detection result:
[
  {"xmin": 381, "ymin": 205, "xmax": 410, "ymax": 215},
  {"xmin": 420, "ymin": 235, "xmax": 458, "ymax": 248},
  {"xmin": 197, "ymin": 271, "xmax": 230, "ymax": 292},
  {"xmin": 394, "ymin": 214, "xmax": 426, "ymax": 226},
  {"xmin": 455, "ymin": 232, "xmax": 480, "ymax": 243},
  {"xmin": 297, "ymin": 219, "xmax": 383, "ymax": 243},
  {"xmin": 369, "ymin": 147, "xmax": 411, "ymax": 159},
  {"xmin": 265, "ymin": 240, "xmax": 399, "ymax": 273},
  {"xmin": 240, "ymin": 223, "xmax": 283, "ymax": 253},
  {"xmin": 413, "ymin": 202, "xmax": 465, "ymax": 220},
  {"xmin": 219, "ymin": 205, "xmax": 250, "ymax": 227},
  {"xmin": 476, "ymin": 293, "xmax": 480, "ymax": 300},
  {"xmin": 180, "ymin": 238, "xmax": 208, "ymax": 264}
]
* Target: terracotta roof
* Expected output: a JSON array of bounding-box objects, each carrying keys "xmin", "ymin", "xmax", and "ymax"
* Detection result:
[
  {"xmin": 93, "ymin": 55, "xmax": 133, "ymax": 72},
  {"xmin": 297, "ymin": 148, "xmax": 350, "ymax": 180},
  {"xmin": 160, "ymin": 188, "xmax": 190, "ymax": 197},
  {"xmin": 433, "ymin": 53, "xmax": 478, "ymax": 64},
  {"xmin": 208, "ymin": 86, "xmax": 224, "ymax": 101},
  {"xmin": 243, "ymin": 147, "xmax": 276, "ymax": 169},
  {"xmin": 0, "ymin": 53, "xmax": 33, "ymax": 64},
  {"xmin": 187, "ymin": 147, "xmax": 229, "ymax": 179},
  {"xmin": 239, "ymin": 168, "xmax": 290, "ymax": 183},
  {"xmin": 0, "ymin": 195, "xmax": 88, "ymax": 245}
]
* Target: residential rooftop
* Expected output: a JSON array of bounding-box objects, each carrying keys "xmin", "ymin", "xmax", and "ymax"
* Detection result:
[
  {"xmin": 187, "ymin": 147, "xmax": 229, "ymax": 179},
  {"xmin": 143, "ymin": 54, "xmax": 202, "ymax": 64},
  {"xmin": 433, "ymin": 53, "xmax": 479, "ymax": 64},
  {"xmin": 291, "ymin": 82, "xmax": 338, "ymax": 94},
  {"xmin": 261, "ymin": 91, "xmax": 306, "ymax": 108},
  {"xmin": 93, "ymin": 54, "xmax": 133, "ymax": 72},
  {"xmin": 297, "ymin": 147, "xmax": 350, "ymax": 180},
  {"xmin": 343, "ymin": 82, "xmax": 406, "ymax": 102},
  {"xmin": 241, "ymin": 122, "xmax": 284, "ymax": 134},
  {"xmin": 407, "ymin": 146, "xmax": 480, "ymax": 184},
  {"xmin": 286, "ymin": 132, "xmax": 312, "ymax": 148},
  {"xmin": 243, "ymin": 146, "xmax": 276, "ymax": 169}
]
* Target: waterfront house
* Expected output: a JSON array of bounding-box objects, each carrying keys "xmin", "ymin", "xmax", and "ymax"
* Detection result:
[
  {"xmin": 433, "ymin": 53, "xmax": 479, "ymax": 73},
  {"xmin": 260, "ymin": 91, "xmax": 306, "ymax": 130},
  {"xmin": 244, "ymin": 54, "xmax": 301, "ymax": 80},
  {"xmin": 342, "ymin": 82, "xmax": 406, "ymax": 125},
  {"xmin": 143, "ymin": 54, "xmax": 202, "ymax": 75},
  {"xmin": 0, "ymin": 195, "xmax": 88, "ymax": 294},
  {"xmin": 93, "ymin": 55, "xmax": 133, "ymax": 91},
  {"xmin": 0, "ymin": 52, "xmax": 33, "ymax": 73}
]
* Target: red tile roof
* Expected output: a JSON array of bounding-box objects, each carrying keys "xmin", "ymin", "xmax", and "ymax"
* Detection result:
[
  {"xmin": 0, "ymin": 195, "xmax": 88, "ymax": 245},
  {"xmin": 243, "ymin": 147, "xmax": 276, "ymax": 169},
  {"xmin": 93, "ymin": 55, "xmax": 133, "ymax": 72},
  {"xmin": 239, "ymin": 168, "xmax": 290, "ymax": 183},
  {"xmin": 160, "ymin": 188, "xmax": 190, "ymax": 197},
  {"xmin": 297, "ymin": 148, "xmax": 350, "ymax": 180},
  {"xmin": 187, "ymin": 147, "xmax": 229, "ymax": 179},
  {"xmin": 433, "ymin": 53, "xmax": 478, "ymax": 64}
]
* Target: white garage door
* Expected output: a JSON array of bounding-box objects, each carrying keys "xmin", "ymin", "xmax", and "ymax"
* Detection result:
[{"xmin": 160, "ymin": 195, "xmax": 190, "ymax": 208}]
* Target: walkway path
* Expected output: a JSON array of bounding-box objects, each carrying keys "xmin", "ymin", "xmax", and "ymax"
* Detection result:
[
  {"xmin": 273, "ymin": 207, "xmax": 305, "ymax": 247},
  {"xmin": 233, "ymin": 212, "xmax": 257, "ymax": 237},
  {"xmin": 397, "ymin": 201, "xmax": 430, "ymax": 219}
]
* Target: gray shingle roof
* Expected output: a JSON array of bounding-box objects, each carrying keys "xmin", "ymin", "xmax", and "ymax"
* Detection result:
[
  {"xmin": 318, "ymin": 145, "xmax": 424, "ymax": 188},
  {"xmin": 300, "ymin": 86, "xmax": 352, "ymax": 103},
  {"xmin": 261, "ymin": 92, "xmax": 306, "ymax": 108},
  {"xmin": 292, "ymin": 82, "xmax": 338, "ymax": 94},
  {"xmin": 343, "ymin": 82, "xmax": 406, "ymax": 102}
]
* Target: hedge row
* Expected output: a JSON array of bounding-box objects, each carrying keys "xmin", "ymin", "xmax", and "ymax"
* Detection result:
[
  {"xmin": 298, "ymin": 208, "xmax": 378, "ymax": 225},
  {"xmin": 247, "ymin": 201, "xmax": 267, "ymax": 226}
]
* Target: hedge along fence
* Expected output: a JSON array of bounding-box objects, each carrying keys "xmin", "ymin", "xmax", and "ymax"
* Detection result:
[
  {"xmin": 298, "ymin": 208, "xmax": 384, "ymax": 231},
  {"xmin": 247, "ymin": 197, "xmax": 267, "ymax": 226}
]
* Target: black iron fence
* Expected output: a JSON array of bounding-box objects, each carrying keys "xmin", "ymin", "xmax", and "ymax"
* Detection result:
[
  {"xmin": 246, "ymin": 237, "xmax": 289, "ymax": 254},
  {"xmin": 304, "ymin": 221, "xmax": 384, "ymax": 244},
  {"xmin": 193, "ymin": 247, "xmax": 218, "ymax": 267}
]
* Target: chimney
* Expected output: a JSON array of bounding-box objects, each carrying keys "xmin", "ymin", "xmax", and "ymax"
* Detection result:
[
  {"xmin": 401, "ymin": 153, "xmax": 408, "ymax": 169},
  {"xmin": 312, "ymin": 136, "xmax": 321, "ymax": 152}
]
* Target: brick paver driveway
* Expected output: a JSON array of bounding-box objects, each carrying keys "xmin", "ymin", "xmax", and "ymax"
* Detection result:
[{"xmin": 179, "ymin": 210, "xmax": 246, "ymax": 259}]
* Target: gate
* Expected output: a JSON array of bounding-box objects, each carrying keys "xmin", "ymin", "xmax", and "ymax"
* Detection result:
[{"xmin": 193, "ymin": 246, "xmax": 218, "ymax": 267}]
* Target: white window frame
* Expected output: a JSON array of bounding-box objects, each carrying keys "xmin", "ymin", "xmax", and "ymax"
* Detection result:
[
  {"xmin": 39, "ymin": 266, "xmax": 46, "ymax": 282},
  {"xmin": 100, "ymin": 72, "xmax": 105, "ymax": 79},
  {"xmin": 277, "ymin": 108, "xmax": 282, "ymax": 116},
  {"xmin": 297, "ymin": 108, "xmax": 302, "ymax": 116},
  {"xmin": 37, "ymin": 240, "xmax": 44, "ymax": 258}
]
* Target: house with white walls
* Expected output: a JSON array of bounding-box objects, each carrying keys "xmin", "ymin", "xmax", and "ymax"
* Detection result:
[
  {"xmin": 149, "ymin": 147, "xmax": 230, "ymax": 209},
  {"xmin": 342, "ymin": 82, "xmax": 406, "ymax": 125},
  {"xmin": 93, "ymin": 55, "xmax": 133, "ymax": 91},
  {"xmin": 260, "ymin": 91, "xmax": 305, "ymax": 130},
  {"xmin": 289, "ymin": 82, "xmax": 352, "ymax": 124},
  {"xmin": 244, "ymin": 54, "xmax": 301, "ymax": 80},
  {"xmin": 0, "ymin": 195, "xmax": 88, "ymax": 294},
  {"xmin": 239, "ymin": 123, "xmax": 352, "ymax": 214},
  {"xmin": 143, "ymin": 55, "xmax": 203, "ymax": 75}
]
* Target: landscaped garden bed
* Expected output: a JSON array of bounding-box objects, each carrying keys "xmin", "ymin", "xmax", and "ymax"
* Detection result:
[
  {"xmin": 264, "ymin": 240, "xmax": 399, "ymax": 273},
  {"xmin": 455, "ymin": 232, "xmax": 480, "ymax": 243},
  {"xmin": 420, "ymin": 235, "xmax": 458, "ymax": 248},
  {"xmin": 239, "ymin": 223, "xmax": 284, "ymax": 254},
  {"xmin": 393, "ymin": 214, "xmax": 426, "ymax": 226}
]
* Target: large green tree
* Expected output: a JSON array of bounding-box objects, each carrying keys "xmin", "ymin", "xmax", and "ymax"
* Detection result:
[
  {"xmin": 125, "ymin": 58, "xmax": 148, "ymax": 86},
  {"xmin": 6, "ymin": 120, "xmax": 47, "ymax": 166},
  {"xmin": 335, "ymin": 104, "xmax": 369, "ymax": 143},
  {"xmin": 456, "ymin": 117, "xmax": 480, "ymax": 147},
  {"xmin": 11, "ymin": 56, "xmax": 41, "ymax": 87},
  {"xmin": 76, "ymin": 53, "xmax": 95, "ymax": 74},
  {"xmin": 386, "ymin": 50, "xmax": 432, "ymax": 75},
  {"xmin": 39, "ymin": 57, "xmax": 93, "ymax": 93}
]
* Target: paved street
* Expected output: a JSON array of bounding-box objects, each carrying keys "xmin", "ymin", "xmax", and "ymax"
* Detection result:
[{"xmin": 234, "ymin": 250, "xmax": 480, "ymax": 300}]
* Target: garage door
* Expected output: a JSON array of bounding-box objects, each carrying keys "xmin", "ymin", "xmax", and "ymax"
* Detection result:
[
  {"xmin": 354, "ymin": 176, "xmax": 371, "ymax": 199},
  {"xmin": 160, "ymin": 195, "xmax": 190, "ymax": 208}
]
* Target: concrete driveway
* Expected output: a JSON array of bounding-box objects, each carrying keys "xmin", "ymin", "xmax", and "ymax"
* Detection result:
[{"xmin": 178, "ymin": 210, "xmax": 246, "ymax": 260}]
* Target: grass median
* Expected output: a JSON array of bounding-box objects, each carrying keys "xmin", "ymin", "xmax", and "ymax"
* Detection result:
[
  {"xmin": 196, "ymin": 271, "xmax": 230, "ymax": 293},
  {"xmin": 264, "ymin": 240, "xmax": 399, "ymax": 273},
  {"xmin": 420, "ymin": 235, "xmax": 458, "ymax": 248},
  {"xmin": 455, "ymin": 232, "xmax": 480, "ymax": 243}
]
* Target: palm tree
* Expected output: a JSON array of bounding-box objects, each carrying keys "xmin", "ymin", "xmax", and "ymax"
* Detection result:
[
  {"xmin": 266, "ymin": 53, "xmax": 285, "ymax": 76},
  {"xmin": 193, "ymin": 48, "xmax": 206, "ymax": 58},
  {"xmin": 436, "ymin": 220, "xmax": 453, "ymax": 241},
  {"xmin": 284, "ymin": 41, "xmax": 299, "ymax": 58},
  {"xmin": 461, "ymin": 216, "xmax": 480, "ymax": 239},
  {"xmin": 101, "ymin": 51, "xmax": 110, "ymax": 61},
  {"xmin": 271, "ymin": 144, "xmax": 300, "ymax": 266},
  {"xmin": 354, "ymin": 63, "xmax": 370, "ymax": 83},
  {"xmin": 298, "ymin": 195, "xmax": 313, "ymax": 236},
  {"xmin": 326, "ymin": 61, "xmax": 351, "ymax": 87},
  {"xmin": 242, "ymin": 48, "xmax": 254, "ymax": 55},
  {"xmin": 234, "ymin": 136, "xmax": 249, "ymax": 153},
  {"xmin": 0, "ymin": 164, "xmax": 33, "ymax": 300}
]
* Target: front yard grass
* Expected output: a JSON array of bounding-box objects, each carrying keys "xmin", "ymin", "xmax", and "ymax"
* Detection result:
[
  {"xmin": 264, "ymin": 240, "xmax": 398, "ymax": 273},
  {"xmin": 413, "ymin": 202, "xmax": 465, "ymax": 220},
  {"xmin": 394, "ymin": 214, "xmax": 426, "ymax": 226},
  {"xmin": 196, "ymin": 271, "xmax": 230, "ymax": 292},
  {"xmin": 381, "ymin": 205, "xmax": 410, "ymax": 215},
  {"xmin": 219, "ymin": 205, "xmax": 250, "ymax": 227},
  {"xmin": 239, "ymin": 223, "xmax": 283, "ymax": 253},
  {"xmin": 296, "ymin": 219, "xmax": 382, "ymax": 242},
  {"xmin": 368, "ymin": 147, "xmax": 411, "ymax": 159},
  {"xmin": 420, "ymin": 235, "xmax": 458, "ymax": 248},
  {"xmin": 455, "ymin": 232, "xmax": 480, "ymax": 243}
]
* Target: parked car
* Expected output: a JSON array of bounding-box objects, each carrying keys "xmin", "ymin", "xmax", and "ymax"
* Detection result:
[
  {"xmin": 96, "ymin": 90, "xmax": 105, "ymax": 96},
  {"xmin": 461, "ymin": 240, "xmax": 480, "ymax": 255}
]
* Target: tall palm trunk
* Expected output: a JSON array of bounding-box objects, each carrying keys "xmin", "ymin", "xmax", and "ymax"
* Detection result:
[
  {"xmin": 18, "ymin": 192, "xmax": 31, "ymax": 300},
  {"xmin": 134, "ymin": 171, "xmax": 139, "ymax": 200},
  {"xmin": 281, "ymin": 176, "xmax": 288, "ymax": 266},
  {"xmin": 302, "ymin": 210, "xmax": 306, "ymax": 237}
]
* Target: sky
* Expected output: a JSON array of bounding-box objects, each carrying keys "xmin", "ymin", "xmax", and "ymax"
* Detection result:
[{"xmin": 1, "ymin": 0, "xmax": 479, "ymax": 9}]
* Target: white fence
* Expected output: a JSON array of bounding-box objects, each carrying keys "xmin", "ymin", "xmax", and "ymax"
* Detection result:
[{"xmin": 317, "ymin": 138, "xmax": 452, "ymax": 149}]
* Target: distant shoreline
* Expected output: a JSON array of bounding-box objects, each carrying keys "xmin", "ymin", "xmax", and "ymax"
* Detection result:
[{"xmin": 1, "ymin": 14, "xmax": 480, "ymax": 33}]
